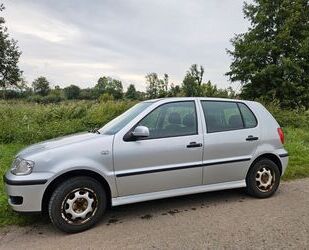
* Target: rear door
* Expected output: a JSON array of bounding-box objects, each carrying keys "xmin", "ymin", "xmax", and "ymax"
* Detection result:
[{"xmin": 200, "ymin": 100, "xmax": 260, "ymax": 185}]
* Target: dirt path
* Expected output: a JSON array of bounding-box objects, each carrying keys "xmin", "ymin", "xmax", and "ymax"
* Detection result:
[{"xmin": 1, "ymin": 178, "xmax": 308, "ymax": 249}]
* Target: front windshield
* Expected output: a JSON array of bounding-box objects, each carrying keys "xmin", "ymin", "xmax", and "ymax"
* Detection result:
[{"xmin": 99, "ymin": 102, "xmax": 154, "ymax": 135}]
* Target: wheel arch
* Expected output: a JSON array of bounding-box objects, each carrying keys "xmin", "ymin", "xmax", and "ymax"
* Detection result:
[
  {"xmin": 249, "ymin": 153, "xmax": 282, "ymax": 176},
  {"xmin": 42, "ymin": 169, "xmax": 112, "ymax": 213}
]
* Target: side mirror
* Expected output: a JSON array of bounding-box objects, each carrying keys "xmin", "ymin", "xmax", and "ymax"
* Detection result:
[{"xmin": 132, "ymin": 126, "xmax": 150, "ymax": 138}]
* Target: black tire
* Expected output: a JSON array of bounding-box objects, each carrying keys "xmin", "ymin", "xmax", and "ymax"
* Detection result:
[
  {"xmin": 48, "ymin": 176, "xmax": 107, "ymax": 233},
  {"xmin": 245, "ymin": 158, "xmax": 280, "ymax": 198}
]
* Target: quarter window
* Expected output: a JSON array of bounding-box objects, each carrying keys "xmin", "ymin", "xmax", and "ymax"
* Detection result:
[
  {"xmin": 137, "ymin": 101, "xmax": 197, "ymax": 139},
  {"xmin": 238, "ymin": 103, "xmax": 257, "ymax": 128}
]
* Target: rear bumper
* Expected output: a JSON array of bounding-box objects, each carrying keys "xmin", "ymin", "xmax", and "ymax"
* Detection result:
[
  {"xmin": 278, "ymin": 152, "xmax": 289, "ymax": 176},
  {"xmin": 3, "ymin": 174, "xmax": 46, "ymax": 212}
]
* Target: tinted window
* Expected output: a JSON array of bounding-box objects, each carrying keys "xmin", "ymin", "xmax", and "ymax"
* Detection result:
[
  {"xmin": 201, "ymin": 101, "xmax": 244, "ymax": 133},
  {"xmin": 238, "ymin": 103, "xmax": 257, "ymax": 128},
  {"xmin": 137, "ymin": 101, "xmax": 197, "ymax": 139}
]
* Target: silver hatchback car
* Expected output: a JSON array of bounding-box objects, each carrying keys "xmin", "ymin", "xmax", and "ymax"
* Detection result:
[{"xmin": 4, "ymin": 97, "xmax": 288, "ymax": 233}]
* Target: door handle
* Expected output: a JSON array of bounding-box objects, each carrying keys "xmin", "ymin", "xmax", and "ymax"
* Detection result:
[
  {"xmin": 246, "ymin": 135, "xmax": 259, "ymax": 141},
  {"xmin": 187, "ymin": 142, "xmax": 203, "ymax": 148}
]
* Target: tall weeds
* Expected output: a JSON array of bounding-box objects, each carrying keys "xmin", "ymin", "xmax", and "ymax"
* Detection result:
[{"xmin": 0, "ymin": 100, "xmax": 135, "ymax": 144}]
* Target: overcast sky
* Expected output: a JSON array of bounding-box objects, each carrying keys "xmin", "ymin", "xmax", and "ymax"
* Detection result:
[{"xmin": 2, "ymin": 0, "xmax": 250, "ymax": 91}]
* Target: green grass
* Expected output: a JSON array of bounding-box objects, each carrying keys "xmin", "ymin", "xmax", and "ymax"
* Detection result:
[
  {"xmin": 283, "ymin": 127, "xmax": 309, "ymax": 180},
  {"xmin": 0, "ymin": 100, "xmax": 135, "ymax": 144},
  {"xmin": 0, "ymin": 100, "xmax": 309, "ymax": 226},
  {"xmin": 0, "ymin": 144, "xmax": 43, "ymax": 226}
]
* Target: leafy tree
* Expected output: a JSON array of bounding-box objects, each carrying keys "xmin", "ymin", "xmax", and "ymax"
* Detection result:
[
  {"xmin": 136, "ymin": 91, "xmax": 146, "ymax": 100},
  {"xmin": 95, "ymin": 76, "xmax": 123, "ymax": 99},
  {"xmin": 200, "ymin": 81, "xmax": 236, "ymax": 98},
  {"xmin": 18, "ymin": 78, "xmax": 31, "ymax": 93},
  {"xmin": 182, "ymin": 64, "xmax": 204, "ymax": 96},
  {"xmin": 226, "ymin": 0, "xmax": 309, "ymax": 108},
  {"xmin": 125, "ymin": 84, "xmax": 138, "ymax": 100},
  {"xmin": 32, "ymin": 76, "xmax": 50, "ymax": 96},
  {"xmin": 201, "ymin": 81, "xmax": 218, "ymax": 97},
  {"xmin": 51, "ymin": 85, "xmax": 62, "ymax": 97},
  {"xmin": 145, "ymin": 73, "xmax": 168, "ymax": 98},
  {"xmin": 226, "ymin": 87, "xmax": 236, "ymax": 99},
  {"xmin": 158, "ymin": 73, "xmax": 169, "ymax": 97},
  {"xmin": 145, "ymin": 73, "xmax": 159, "ymax": 98},
  {"xmin": 168, "ymin": 83, "xmax": 182, "ymax": 97},
  {"xmin": 0, "ymin": 4, "xmax": 22, "ymax": 98},
  {"xmin": 79, "ymin": 88, "xmax": 96, "ymax": 100},
  {"xmin": 64, "ymin": 84, "xmax": 80, "ymax": 99}
]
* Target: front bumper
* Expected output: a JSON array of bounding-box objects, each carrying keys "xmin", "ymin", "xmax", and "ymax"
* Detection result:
[{"xmin": 3, "ymin": 172, "xmax": 50, "ymax": 212}]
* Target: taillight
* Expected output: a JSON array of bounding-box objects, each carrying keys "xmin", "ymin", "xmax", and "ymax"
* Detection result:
[{"xmin": 277, "ymin": 128, "xmax": 284, "ymax": 144}]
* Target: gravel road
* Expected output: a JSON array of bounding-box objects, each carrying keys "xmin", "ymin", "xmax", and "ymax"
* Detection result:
[{"xmin": 1, "ymin": 178, "xmax": 308, "ymax": 250}]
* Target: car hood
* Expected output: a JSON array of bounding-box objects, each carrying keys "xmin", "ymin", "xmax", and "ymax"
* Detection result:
[{"xmin": 17, "ymin": 132, "xmax": 106, "ymax": 158}]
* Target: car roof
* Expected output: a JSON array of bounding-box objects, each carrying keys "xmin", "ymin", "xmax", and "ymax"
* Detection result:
[{"xmin": 144, "ymin": 97, "xmax": 251, "ymax": 103}]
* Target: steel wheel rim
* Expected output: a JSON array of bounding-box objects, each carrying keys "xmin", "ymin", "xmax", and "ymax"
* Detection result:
[
  {"xmin": 61, "ymin": 187, "xmax": 98, "ymax": 225},
  {"xmin": 255, "ymin": 166, "xmax": 275, "ymax": 192}
]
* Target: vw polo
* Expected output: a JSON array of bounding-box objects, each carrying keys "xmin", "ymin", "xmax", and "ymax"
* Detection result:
[{"xmin": 4, "ymin": 97, "xmax": 288, "ymax": 233}]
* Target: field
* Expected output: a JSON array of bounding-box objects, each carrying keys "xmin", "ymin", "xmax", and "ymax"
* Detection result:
[{"xmin": 0, "ymin": 100, "xmax": 309, "ymax": 226}]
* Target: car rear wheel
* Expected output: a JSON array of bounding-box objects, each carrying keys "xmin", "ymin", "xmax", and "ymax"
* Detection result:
[
  {"xmin": 245, "ymin": 158, "xmax": 280, "ymax": 198},
  {"xmin": 48, "ymin": 176, "xmax": 106, "ymax": 233}
]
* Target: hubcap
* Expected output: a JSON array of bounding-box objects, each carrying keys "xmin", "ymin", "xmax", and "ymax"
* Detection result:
[
  {"xmin": 61, "ymin": 188, "xmax": 98, "ymax": 224},
  {"xmin": 255, "ymin": 167, "xmax": 275, "ymax": 192}
]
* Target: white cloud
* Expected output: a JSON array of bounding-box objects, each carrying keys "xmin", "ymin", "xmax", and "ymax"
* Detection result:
[
  {"xmin": 2, "ymin": 0, "xmax": 250, "ymax": 91},
  {"xmin": 4, "ymin": 3, "xmax": 80, "ymax": 43}
]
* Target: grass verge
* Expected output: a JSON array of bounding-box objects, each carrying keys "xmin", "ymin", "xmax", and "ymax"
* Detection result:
[
  {"xmin": 0, "ymin": 127, "xmax": 308, "ymax": 226},
  {"xmin": 0, "ymin": 144, "xmax": 43, "ymax": 226},
  {"xmin": 283, "ymin": 127, "xmax": 309, "ymax": 180}
]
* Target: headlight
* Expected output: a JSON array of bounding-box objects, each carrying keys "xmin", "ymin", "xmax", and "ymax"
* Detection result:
[{"xmin": 11, "ymin": 157, "xmax": 34, "ymax": 175}]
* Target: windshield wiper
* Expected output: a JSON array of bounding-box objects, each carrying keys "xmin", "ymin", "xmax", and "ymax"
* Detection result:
[{"xmin": 88, "ymin": 128, "xmax": 100, "ymax": 134}]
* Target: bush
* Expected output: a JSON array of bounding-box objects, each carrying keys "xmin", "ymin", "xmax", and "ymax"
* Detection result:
[
  {"xmin": 262, "ymin": 101, "xmax": 309, "ymax": 129},
  {"xmin": 99, "ymin": 93, "xmax": 114, "ymax": 103},
  {"xmin": 0, "ymin": 100, "xmax": 135, "ymax": 144},
  {"xmin": 27, "ymin": 94, "xmax": 64, "ymax": 104},
  {"xmin": 64, "ymin": 85, "xmax": 80, "ymax": 100}
]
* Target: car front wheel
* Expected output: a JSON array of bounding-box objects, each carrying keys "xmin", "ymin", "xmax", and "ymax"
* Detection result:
[
  {"xmin": 245, "ymin": 158, "xmax": 281, "ymax": 198},
  {"xmin": 48, "ymin": 176, "xmax": 106, "ymax": 233}
]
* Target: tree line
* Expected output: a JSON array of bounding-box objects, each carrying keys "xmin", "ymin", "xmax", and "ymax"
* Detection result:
[
  {"xmin": 0, "ymin": 64, "xmax": 236, "ymax": 103},
  {"xmin": 1, "ymin": 1, "xmax": 309, "ymax": 108}
]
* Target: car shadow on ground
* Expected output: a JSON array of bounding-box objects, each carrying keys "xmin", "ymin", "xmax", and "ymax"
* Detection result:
[
  {"xmin": 16, "ymin": 187, "xmax": 268, "ymax": 233},
  {"xmin": 99, "ymin": 187, "xmax": 252, "ymax": 226}
]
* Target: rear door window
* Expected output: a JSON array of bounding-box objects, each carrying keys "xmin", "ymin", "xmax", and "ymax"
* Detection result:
[{"xmin": 201, "ymin": 101, "xmax": 244, "ymax": 133}]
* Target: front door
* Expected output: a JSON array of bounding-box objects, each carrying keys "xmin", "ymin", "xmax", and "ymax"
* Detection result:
[{"xmin": 113, "ymin": 100, "xmax": 204, "ymax": 197}]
